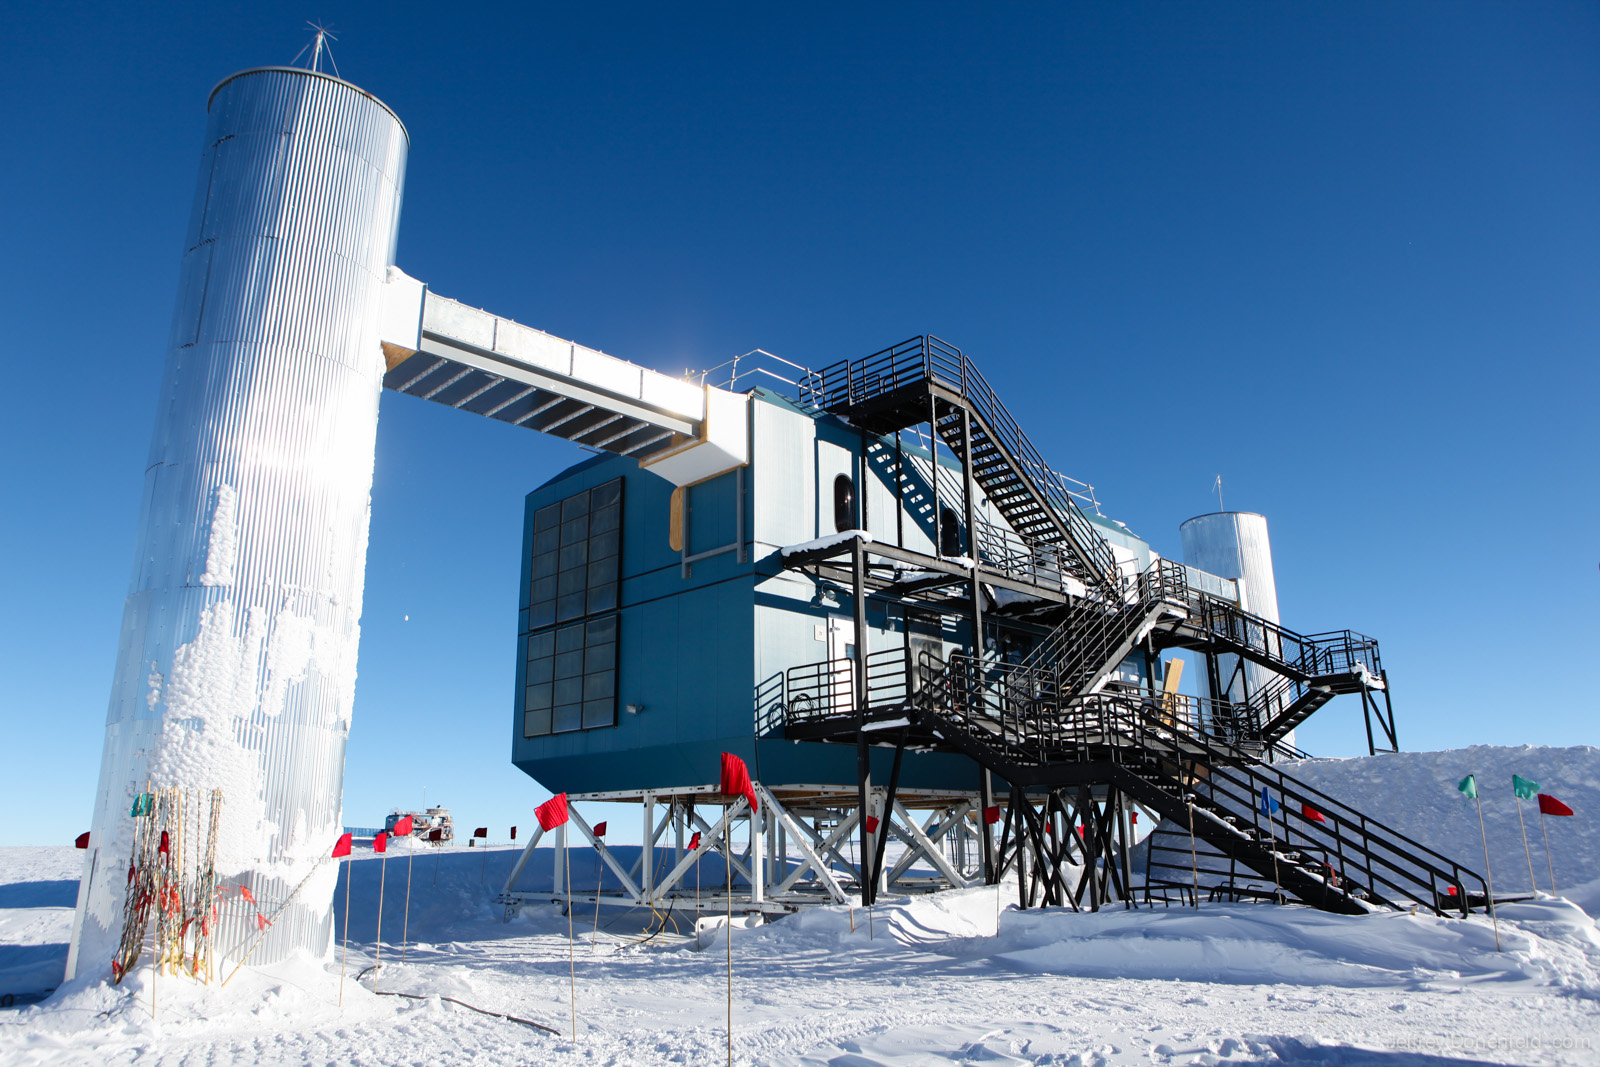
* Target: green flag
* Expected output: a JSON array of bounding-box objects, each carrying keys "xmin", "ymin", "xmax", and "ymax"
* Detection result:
[
  {"xmin": 129, "ymin": 793, "xmax": 153, "ymax": 817},
  {"xmin": 1458, "ymin": 774, "xmax": 1478, "ymax": 799},
  {"xmin": 1512, "ymin": 775, "xmax": 1540, "ymax": 800}
]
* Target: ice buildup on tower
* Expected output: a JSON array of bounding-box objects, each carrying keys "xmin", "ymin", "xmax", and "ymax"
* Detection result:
[{"xmin": 67, "ymin": 66, "xmax": 408, "ymax": 977}]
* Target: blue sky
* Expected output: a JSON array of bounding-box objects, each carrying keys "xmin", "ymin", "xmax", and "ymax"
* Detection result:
[{"xmin": 3, "ymin": 2, "xmax": 1595, "ymax": 847}]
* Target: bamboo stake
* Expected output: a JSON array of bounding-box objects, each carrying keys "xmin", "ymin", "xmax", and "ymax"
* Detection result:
[
  {"xmin": 339, "ymin": 854, "xmax": 352, "ymax": 1006},
  {"xmin": 1471, "ymin": 786, "xmax": 1501, "ymax": 951},
  {"xmin": 565, "ymin": 842, "xmax": 575, "ymax": 1040},
  {"xmin": 401, "ymin": 845, "xmax": 414, "ymax": 962},
  {"xmin": 726, "ymin": 800, "xmax": 734, "ymax": 1067},
  {"xmin": 375, "ymin": 845, "xmax": 388, "ymax": 968},
  {"xmin": 1514, "ymin": 795, "xmax": 1538, "ymax": 895},
  {"xmin": 1539, "ymin": 810, "xmax": 1558, "ymax": 896},
  {"xmin": 591, "ymin": 842, "xmax": 603, "ymax": 954}
]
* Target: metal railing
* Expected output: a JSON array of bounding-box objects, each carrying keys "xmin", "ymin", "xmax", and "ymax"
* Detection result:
[
  {"xmin": 1189, "ymin": 597, "xmax": 1382, "ymax": 682},
  {"xmin": 912, "ymin": 653, "xmax": 1485, "ymax": 916},
  {"xmin": 699, "ymin": 349, "xmax": 821, "ymax": 403},
  {"xmin": 1017, "ymin": 558, "xmax": 1188, "ymax": 691},
  {"xmin": 784, "ymin": 648, "xmax": 910, "ymax": 723},
  {"xmin": 809, "ymin": 336, "xmax": 1119, "ymax": 592}
]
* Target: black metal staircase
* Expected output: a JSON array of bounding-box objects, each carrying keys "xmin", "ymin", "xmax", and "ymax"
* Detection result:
[
  {"xmin": 904, "ymin": 670, "xmax": 1485, "ymax": 916},
  {"xmin": 810, "ymin": 336, "xmax": 1120, "ymax": 594},
  {"xmin": 1018, "ymin": 560, "xmax": 1190, "ymax": 698}
]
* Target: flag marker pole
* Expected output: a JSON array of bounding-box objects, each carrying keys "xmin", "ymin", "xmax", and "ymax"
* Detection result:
[
  {"xmin": 592, "ymin": 842, "xmax": 603, "ymax": 953},
  {"xmin": 1470, "ymin": 781, "xmax": 1500, "ymax": 951},
  {"xmin": 725, "ymin": 798, "xmax": 733, "ymax": 1067},
  {"xmin": 401, "ymin": 845, "xmax": 414, "ymax": 962},
  {"xmin": 1514, "ymin": 793, "xmax": 1537, "ymax": 895},
  {"xmin": 565, "ymin": 841, "xmax": 575, "ymax": 1041},
  {"xmin": 1539, "ymin": 809, "xmax": 1557, "ymax": 896},
  {"xmin": 339, "ymin": 854, "xmax": 352, "ymax": 1006},
  {"xmin": 375, "ymin": 844, "xmax": 388, "ymax": 970}
]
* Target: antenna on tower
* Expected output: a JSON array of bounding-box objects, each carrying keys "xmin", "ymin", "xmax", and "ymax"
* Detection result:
[
  {"xmin": 1213, "ymin": 475, "xmax": 1224, "ymax": 512},
  {"xmin": 290, "ymin": 21, "xmax": 341, "ymax": 77}
]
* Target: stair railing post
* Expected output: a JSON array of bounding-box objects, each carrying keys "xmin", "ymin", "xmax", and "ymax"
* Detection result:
[{"xmin": 851, "ymin": 536, "xmax": 872, "ymax": 905}]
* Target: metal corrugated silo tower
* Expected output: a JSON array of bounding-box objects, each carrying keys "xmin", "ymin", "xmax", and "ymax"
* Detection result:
[
  {"xmin": 67, "ymin": 66, "xmax": 408, "ymax": 976},
  {"xmin": 1180, "ymin": 510, "xmax": 1289, "ymax": 738}
]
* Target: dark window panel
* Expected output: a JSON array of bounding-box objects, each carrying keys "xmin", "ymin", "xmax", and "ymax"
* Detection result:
[
  {"xmin": 560, "ymin": 516, "xmax": 589, "ymax": 545},
  {"xmin": 525, "ymin": 683, "xmax": 552, "ymax": 711},
  {"xmin": 561, "ymin": 491, "xmax": 591, "ymax": 521},
  {"xmin": 586, "ymin": 615, "xmax": 618, "ymax": 643},
  {"xmin": 556, "ymin": 593, "xmax": 586, "ymax": 622},
  {"xmin": 532, "ymin": 576, "xmax": 557, "ymax": 603},
  {"xmin": 534, "ymin": 527, "xmax": 559, "ymax": 556},
  {"xmin": 524, "ymin": 708, "xmax": 552, "ymax": 737},
  {"xmin": 533, "ymin": 551, "xmax": 558, "ymax": 579},
  {"xmin": 555, "ymin": 623, "xmax": 585, "ymax": 653},
  {"xmin": 581, "ymin": 700, "xmax": 614, "ymax": 729},
  {"xmin": 526, "ymin": 657, "xmax": 554, "ymax": 685},
  {"xmin": 593, "ymin": 480, "xmax": 621, "ymax": 508},
  {"xmin": 559, "ymin": 542, "xmax": 588, "ymax": 570},
  {"xmin": 527, "ymin": 632, "xmax": 556, "ymax": 659},
  {"xmin": 589, "ymin": 529, "xmax": 619, "ymax": 561},
  {"xmin": 555, "ymin": 650, "xmax": 585, "ymax": 679},
  {"xmin": 557, "ymin": 568, "xmax": 586, "ymax": 598},
  {"xmin": 529, "ymin": 601, "xmax": 555, "ymax": 629},
  {"xmin": 534, "ymin": 504, "xmax": 561, "ymax": 532},
  {"xmin": 583, "ymin": 671, "xmax": 614, "ymax": 701},
  {"xmin": 585, "ymin": 642, "xmax": 615, "ymax": 672},
  {"xmin": 553, "ymin": 677, "xmax": 583, "ymax": 705},
  {"xmin": 587, "ymin": 585, "xmax": 617, "ymax": 615},
  {"xmin": 553, "ymin": 704, "xmax": 582, "ymax": 733},
  {"xmin": 587, "ymin": 557, "xmax": 617, "ymax": 587},
  {"xmin": 590, "ymin": 504, "xmax": 620, "ymax": 535}
]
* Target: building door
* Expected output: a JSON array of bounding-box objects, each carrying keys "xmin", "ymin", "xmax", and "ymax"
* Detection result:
[{"xmin": 828, "ymin": 616, "xmax": 855, "ymax": 713}]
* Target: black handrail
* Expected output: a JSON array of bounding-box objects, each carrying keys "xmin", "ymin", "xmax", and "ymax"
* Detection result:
[
  {"xmin": 911, "ymin": 650, "xmax": 1485, "ymax": 917},
  {"xmin": 810, "ymin": 336, "xmax": 1120, "ymax": 593}
]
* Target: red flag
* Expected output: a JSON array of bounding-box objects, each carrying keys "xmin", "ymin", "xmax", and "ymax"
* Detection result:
[
  {"xmin": 428, "ymin": 828, "xmax": 443, "ymax": 842},
  {"xmin": 535, "ymin": 794, "xmax": 569, "ymax": 831},
  {"xmin": 1538, "ymin": 793, "xmax": 1574, "ymax": 817},
  {"xmin": 688, "ymin": 831, "xmax": 702, "ymax": 850},
  {"xmin": 1075, "ymin": 825, "xmax": 1085, "ymax": 838},
  {"xmin": 473, "ymin": 826, "xmax": 489, "ymax": 839},
  {"xmin": 256, "ymin": 913, "xmax": 271, "ymax": 931},
  {"xmin": 594, "ymin": 821, "xmax": 607, "ymax": 837},
  {"xmin": 864, "ymin": 816, "xmax": 880, "ymax": 834},
  {"xmin": 158, "ymin": 830, "xmax": 170, "ymax": 855},
  {"xmin": 983, "ymin": 805, "xmax": 1001, "ymax": 825},
  {"xmin": 392, "ymin": 815, "xmax": 414, "ymax": 837},
  {"xmin": 74, "ymin": 832, "xmax": 90, "ymax": 849},
  {"xmin": 719, "ymin": 752, "xmax": 758, "ymax": 813},
  {"xmin": 1448, "ymin": 886, "xmax": 1458, "ymax": 896},
  {"xmin": 332, "ymin": 832, "xmax": 353, "ymax": 858},
  {"xmin": 1130, "ymin": 812, "xmax": 1138, "ymax": 826},
  {"xmin": 374, "ymin": 832, "xmax": 388, "ymax": 854},
  {"xmin": 510, "ymin": 826, "xmax": 517, "ymax": 841},
  {"xmin": 240, "ymin": 886, "xmax": 255, "ymax": 904},
  {"xmin": 1301, "ymin": 803, "xmax": 1327, "ymax": 823}
]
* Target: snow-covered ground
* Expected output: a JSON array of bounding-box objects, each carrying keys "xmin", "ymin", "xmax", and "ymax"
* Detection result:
[{"xmin": 4, "ymin": 746, "xmax": 1600, "ymax": 1065}]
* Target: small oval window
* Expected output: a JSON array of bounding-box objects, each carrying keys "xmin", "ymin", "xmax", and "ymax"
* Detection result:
[{"xmin": 833, "ymin": 475, "xmax": 856, "ymax": 533}]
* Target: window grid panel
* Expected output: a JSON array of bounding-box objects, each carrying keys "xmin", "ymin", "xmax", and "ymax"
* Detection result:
[{"xmin": 523, "ymin": 477, "xmax": 623, "ymax": 737}]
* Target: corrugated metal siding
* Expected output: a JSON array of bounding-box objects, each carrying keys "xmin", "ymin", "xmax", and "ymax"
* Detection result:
[{"xmin": 71, "ymin": 67, "xmax": 407, "ymax": 977}]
